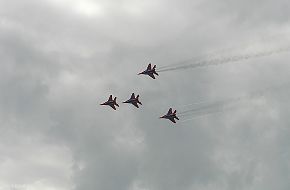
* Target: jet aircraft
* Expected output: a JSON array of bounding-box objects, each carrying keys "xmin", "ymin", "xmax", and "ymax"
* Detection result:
[
  {"xmin": 100, "ymin": 95, "xmax": 119, "ymax": 110},
  {"xmin": 138, "ymin": 63, "xmax": 159, "ymax": 79},
  {"xmin": 123, "ymin": 93, "xmax": 142, "ymax": 108},
  {"xmin": 160, "ymin": 108, "xmax": 179, "ymax": 123}
]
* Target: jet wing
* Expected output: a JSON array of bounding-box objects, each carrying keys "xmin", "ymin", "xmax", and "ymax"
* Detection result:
[
  {"xmin": 148, "ymin": 73, "xmax": 156, "ymax": 79},
  {"xmin": 132, "ymin": 102, "xmax": 139, "ymax": 108},
  {"xmin": 109, "ymin": 104, "xmax": 116, "ymax": 110},
  {"xmin": 109, "ymin": 95, "xmax": 113, "ymax": 101},
  {"xmin": 169, "ymin": 117, "xmax": 176, "ymax": 123},
  {"xmin": 131, "ymin": 93, "xmax": 135, "ymax": 99}
]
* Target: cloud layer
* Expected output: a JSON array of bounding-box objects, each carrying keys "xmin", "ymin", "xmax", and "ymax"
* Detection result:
[{"xmin": 1, "ymin": 0, "xmax": 290, "ymax": 190}]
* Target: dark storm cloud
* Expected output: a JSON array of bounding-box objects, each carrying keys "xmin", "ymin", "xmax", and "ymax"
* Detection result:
[{"xmin": 0, "ymin": 0, "xmax": 290, "ymax": 190}]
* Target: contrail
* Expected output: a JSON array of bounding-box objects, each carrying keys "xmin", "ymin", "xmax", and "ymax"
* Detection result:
[
  {"xmin": 177, "ymin": 81, "xmax": 290, "ymax": 119},
  {"xmin": 179, "ymin": 106, "xmax": 237, "ymax": 123},
  {"xmin": 178, "ymin": 96, "xmax": 256, "ymax": 123},
  {"xmin": 179, "ymin": 108, "xmax": 223, "ymax": 118},
  {"xmin": 158, "ymin": 52, "xmax": 218, "ymax": 70},
  {"xmin": 179, "ymin": 109, "xmax": 226, "ymax": 123},
  {"xmin": 178, "ymin": 89, "xmax": 267, "ymax": 116},
  {"xmin": 178, "ymin": 95, "xmax": 248, "ymax": 115},
  {"xmin": 178, "ymin": 102, "xmax": 225, "ymax": 116},
  {"xmin": 178, "ymin": 97, "xmax": 246, "ymax": 116},
  {"xmin": 174, "ymin": 99, "xmax": 214, "ymax": 109},
  {"xmin": 158, "ymin": 33, "xmax": 289, "ymax": 70},
  {"xmin": 157, "ymin": 46, "xmax": 290, "ymax": 72}
]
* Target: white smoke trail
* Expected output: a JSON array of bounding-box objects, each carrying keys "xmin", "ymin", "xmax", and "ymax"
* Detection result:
[
  {"xmin": 179, "ymin": 110, "xmax": 225, "ymax": 123},
  {"xmin": 174, "ymin": 99, "xmax": 214, "ymax": 109},
  {"xmin": 178, "ymin": 97, "xmax": 242, "ymax": 116},
  {"xmin": 158, "ymin": 33, "xmax": 290, "ymax": 70},
  {"xmin": 157, "ymin": 46, "xmax": 290, "ymax": 72},
  {"xmin": 178, "ymin": 90, "xmax": 266, "ymax": 117},
  {"xmin": 177, "ymin": 81, "xmax": 290, "ymax": 121},
  {"xmin": 179, "ymin": 106, "xmax": 237, "ymax": 123}
]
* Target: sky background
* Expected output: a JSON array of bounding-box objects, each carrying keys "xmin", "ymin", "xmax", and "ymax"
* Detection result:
[{"xmin": 1, "ymin": 0, "xmax": 290, "ymax": 190}]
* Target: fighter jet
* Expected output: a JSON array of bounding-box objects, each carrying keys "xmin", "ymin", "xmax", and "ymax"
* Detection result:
[
  {"xmin": 138, "ymin": 63, "xmax": 159, "ymax": 79},
  {"xmin": 160, "ymin": 108, "xmax": 179, "ymax": 123},
  {"xmin": 123, "ymin": 93, "xmax": 142, "ymax": 108},
  {"xmin": 100, "ymin": 95, "xmax": 119, "ymax": 110}
]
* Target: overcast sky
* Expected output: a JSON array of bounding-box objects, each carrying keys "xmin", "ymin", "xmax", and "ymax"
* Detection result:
[{"xmin": 1, "ymin": 0, "xmax": 290, "ymax": 190}]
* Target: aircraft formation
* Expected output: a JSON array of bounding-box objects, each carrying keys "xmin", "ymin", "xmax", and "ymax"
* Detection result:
[
  {"xmin": 100, "ymin": 63, "xmax": 179, "ymax": 123},
  {"xmin": 100, "ymin": 44, "xmax": 290, "ymax": 124}
]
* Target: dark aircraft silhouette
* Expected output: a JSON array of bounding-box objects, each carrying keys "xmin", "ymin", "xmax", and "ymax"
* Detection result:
[
  {"xmin": 160, "ymin": 108, "xmax": 179, "ymax": 123},
  {"xmin": 123, "ymin": 93, "xmax": 142, "ymax": 108},
  {"xmin": 138, "ymin": 63, "xmax": 159, "ymax": 79},
  {"xmin": 100, "ymin": 95, "xmax": 119, "ymax": 110}
]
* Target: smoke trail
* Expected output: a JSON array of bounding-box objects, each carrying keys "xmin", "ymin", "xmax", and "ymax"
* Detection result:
[
  {"xmin": 177, "ymin": 81, "xmax": 290, "ymax": 120},
  {"xmin": 157, "ymin": 46, "xmax": 290, "ymax": 72},
  {"xmin": 178, "ymin": 99, "xmax": 238, "ymax": 117},
  {"xmin": 158, "ymin": 33, "xmax": 290, "ymax": 70},
  {"xmin": 179, "ymin": 107, "xmax": 224, "ymax": 118},
  {"xmin": 178, "ymin": 95, "xmax": 257, "ymax": 123},
  {"xmin": 174, "ymin": 99, "xmax": 214, "ymax": 109},
  {"xmin": 179, "ymin": 106, "xmax": 237, "ymax": 123},
  {"xmin": 158, "ymin": 51, "xmax": 221, "ymax": 70},
  {"xmin": 179, "ymin": 109, "xmax": 225, "ymax": 123},
  {"xmin": 178, "ymin": 90, "xmax": 266, "ymax": 117},
  {"xmin": 178, "ymin": 96, "xmax": 242, "ymax": 115},
  {"xmin": 178, "ymin": 102, "xmax": 225, "ymax": 116}
]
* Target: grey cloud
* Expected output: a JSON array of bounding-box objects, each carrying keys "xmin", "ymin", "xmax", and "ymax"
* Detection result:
[{"xmin": 0, "ymin": 0, "xmax": 290, "ymax": 190}]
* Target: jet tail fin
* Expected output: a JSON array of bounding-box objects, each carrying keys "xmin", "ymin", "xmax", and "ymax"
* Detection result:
[
  {"xmin": 153, "ymin": 65, "xmax": 159, "ymax": 76},
  {"xmin": 174, "ymin": 110, "xmax": 179, "ymax": 120},
  {"xmin": 147, "ymin": 63, "xmax": 152, "ymax": 70},
  {"xmin": 114, "ymin": 97, "xmax": 119, "ymax": 107},
  {"xmin": 136, "ymin": 95, "xmax": 142, "ymax": 105},
  {"xmin": 168, "ymin": 108, "xmax": 173, "ymax": 115}
]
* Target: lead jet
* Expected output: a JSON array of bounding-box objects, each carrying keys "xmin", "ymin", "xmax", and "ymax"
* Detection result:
[
  {"xmin": 123, "ymin": 93, "xmax": 142, "ymax": 108},
  {"xmin": 160, "ymin": 108, "xmax": 179, "ymax": 123},
  {"xmin": 138, "ymin": 63, "xmax": 159, "ymax": 79},
  {"xmin": 100, "ymin": 95, "xmax": 119, "ymax": 110}
]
